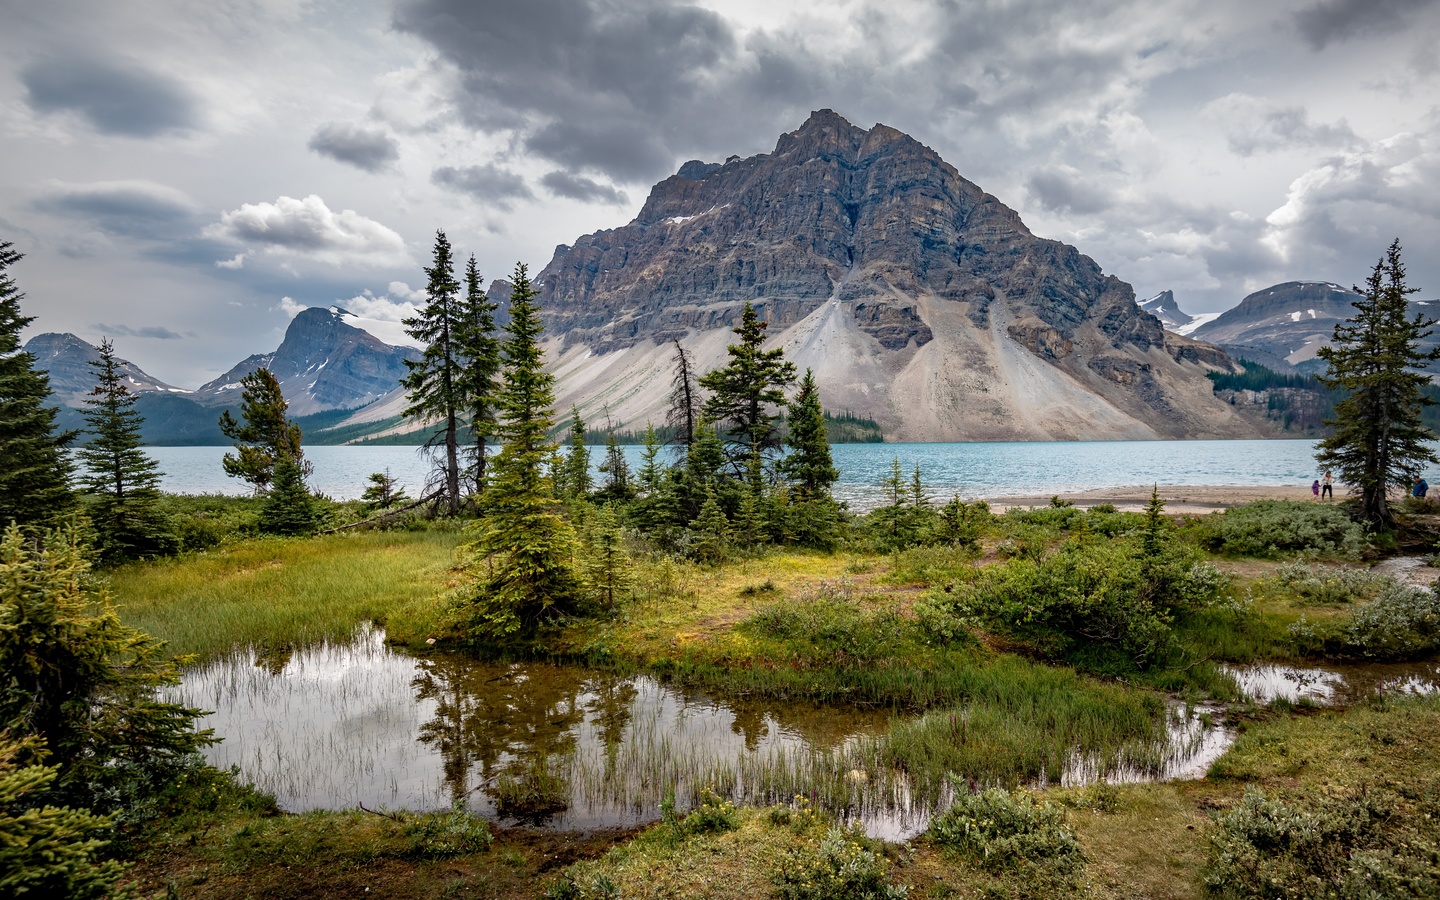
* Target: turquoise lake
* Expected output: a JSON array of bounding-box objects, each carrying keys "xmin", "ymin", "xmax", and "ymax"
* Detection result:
[{"xmin": 146, "ymin": 439, "xmax": 1349, "ymax": 507}]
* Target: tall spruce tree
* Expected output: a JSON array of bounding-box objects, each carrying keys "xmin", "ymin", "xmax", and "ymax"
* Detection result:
[
  {"xmin": 1316, "ymin": 240, "xmax": 1439, "ymax": 527},
  {"xmin": 0, "ymin": 242, "xmax": 75, "ymax": 529},
  {"xmin": 78, "ymin": 339, "xmax": 176, "ymax": 561},
  {"xmin": 777, "ymin": 369, "xmax": 838, "ymax": 503},
  {"xmin": 560, "ymin": 406, "xmax": 592, "ymax": 499},
  {"xmin": 455, "ymin": 255, "xmax": 501, "ymax": 495},
  {"xmin": 699, "ymin": 302, "xmax": 797, "ymax": 476},
  {"xmin": 456, "ymin": 263, "xmax": 583, "ymax": 640},
  {"xmin": 402, "ymin": 231, "xmax": 465, "ymax": 515},
  {"xmin": 218, "ymin": 368, "xmax": 304, "ymax": 493}
]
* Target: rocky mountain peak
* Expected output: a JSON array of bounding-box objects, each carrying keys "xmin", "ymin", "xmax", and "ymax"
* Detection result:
[
  {"xmin": 23, "ymin": 332, "xmax": 185, "ymax": 405},
  {"xmin": 531, "ymin": 110, "xmax": 1252, "ymax": 442},
  {"xmin": 195, "ymin": 306, "xmax": 419, "ymax": 415}
]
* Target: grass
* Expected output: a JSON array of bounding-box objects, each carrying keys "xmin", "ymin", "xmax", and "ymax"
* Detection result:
[{"xmin": 105, "ymin": 529, "xmax": 464, "ymax": 659}]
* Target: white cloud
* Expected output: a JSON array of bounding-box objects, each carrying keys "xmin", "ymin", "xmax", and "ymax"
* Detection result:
[
  {"xmin": 215, "ymin": 253, "xmax": 246, "ymax": 269},
  {"xmin": 203, "ymin": 194, "xmax": 412, "ymax": 268}
]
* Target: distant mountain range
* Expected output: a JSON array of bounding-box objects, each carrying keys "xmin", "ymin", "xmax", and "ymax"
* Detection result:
[
  {"xmin": 37, "ymin": 110, "xmax": 1425, "ymax": 446},
  {"xmin": 1140, "ymin": 282, "xmax": 1440, "ymax": 375}
]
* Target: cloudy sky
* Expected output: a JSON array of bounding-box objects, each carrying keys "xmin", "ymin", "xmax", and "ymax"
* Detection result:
[{"xmin": 3, "ymin": 0, "xmax": 1438, "ymax": 387}]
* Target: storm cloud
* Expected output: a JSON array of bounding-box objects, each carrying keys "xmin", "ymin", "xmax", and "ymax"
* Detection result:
[
  {"xmin": 96, "ymin": 323, "xmax": 185, "ymax": 340},
  {"xmin": 308, "ymin": 122, "xmax": 400, "ymax": 172},
  {"xmin": 1293, "ymin": 0, "xmax": 1439, "ymax": 49},
  {"xmin": 33, "ymin": 180, "xmax": 196, "ymax": 239},
  {"xmin": 431, "ymin": 164, "xmax": 534, "ymax": 209},
  {"xmin": 540, "ymin": 171, "xmax": 629, "ymax": 205},
  {"xmin": 22, "ymin": 57, "xmax": 198, "ymax": 137}
]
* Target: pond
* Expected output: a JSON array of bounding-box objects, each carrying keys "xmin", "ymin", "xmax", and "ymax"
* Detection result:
[{"xmin": 172, "ymin": 627, "xmax": 1255, "ymax": 838}]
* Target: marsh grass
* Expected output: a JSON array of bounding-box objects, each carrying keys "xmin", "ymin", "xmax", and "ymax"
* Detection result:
[{"xmin": 106, "ymin": 530, "xmax": 464, "ymax": 659}]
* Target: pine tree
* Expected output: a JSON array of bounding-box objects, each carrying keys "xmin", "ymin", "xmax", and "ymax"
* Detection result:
[
  {"xmin": 0, "ymin": 525, "xmax": 212, "ymax": 808},
  {"xmin": 261, "ymin": 457, "xmax": 322, "ymax": 535},
  {"xmin": 361, "ymin": 469, "xmax": 409, "ymax": 511},
  {"xmin": 699, "ymin": 303, "xmax": 797, "ymax": 476},
  {"xmin": 402, "ymin": 231, "xmax": 465, "ymax": 515},
  {"xmin": 1316, "ymin": 240, "xmax": 1440, "ymax": 526},
  {"xmin": 596, "ymin": 430, "xmax": 634, "ymax": 502},
  {"xmin": 218, "ymin": 368, "xmax": 305, "ymax": 493},
  {"xmin": 691, "ymin": 488, "xmax": 731, "ymax": 565},
  {"xmin": 0, "ymin": 736, "xmax": 125, "ymax": 900},
  {"xmin": 455, "ymin": 255, "xmax": 501, "ymax": 495},
  {"xmin": 583, "ymin": 504, "xmax": 632, "ymax": 610},
  {"xmin": 456, "ymin": 263, "xmax": 584, "ymax": 640},
  {"xmin": 667, "ymin": 339, "xmax": 701, "ymax": 451},
  {"xmin": 0, "ymin": 242, "xmax": 75, "ymax": 529},
  {"xmin": 77, "ymin": 339, "xmax": 176, "ymax": 561},
  {"xmin": 560, "ymin": 407, "xmax": 592, "ymax": 500},
  {"xmin": 777, "ymin": 369, "xmax": 838, "ymax": 503},
  {"xmin": 733, "ymin": 450, "xmax": 770, "ymax": 552}
]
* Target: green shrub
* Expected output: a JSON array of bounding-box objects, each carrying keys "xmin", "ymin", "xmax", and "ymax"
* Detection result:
[
  {"xmin": 1204, "ymin": 786, "xmax": 1440, "ymax": 899},
  {"xmin": 929, "ymin": 786, "xmax": 1084, "ymax": 877},
  {"xmin": 744, "ymin": 580, "xmax": 912, "ymax": 662},
  {"xmin": 1197, "ymin": 501, "xmax": 1366, "ymax": 558},
  {"xmin": 919, "ymin": 536, "xmax": 1228, "ymax": 669},
  {"xmin": 1342, "ymin": 581, "xmax": 1440, "ymax": 659},
  {"xmin": 1276, "ymin": 561, "xmax": 1387, "ymax": 605},
  {"xmin": 681, "ymin": 787, "xmax": 738, "ymax": 835},
  {"xmin": 771, "ymin": 826, "xmax": 909, "ymax": 900},
  {"xmin": 402, "ymin": 803, "xmax": 492, "ymax": 858}
]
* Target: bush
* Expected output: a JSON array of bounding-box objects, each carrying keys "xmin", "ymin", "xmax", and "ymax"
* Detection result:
[
  {"xmin": 771, "ymin": 826, "xmax": 909, "ymax": 900},
  {"xmin": 929, "ymin": 786, "xmax": 1084, "ymax": 878},
  {"xmin": 1341, "ymin": 581, "xmax": 1440, "ymax": 659},
  {"xmin": 1205, "ymin": 786, "xmax": 1440, "ymax": 899},
  {"xmin": 680, "ymin": 787, "xmax": 738, "ymax": 835},
  {"xmin": 402, "ymin": 803, "xmax": 492, "ymax": 858},
  {"xmin": 1276, "ymin": 561, "xmax": 1387, "ymax": 606},
  {"xmin": 744, "ymin": 581, "xmax": 912, "ymax": 662},
  {"xmin": 1197, "ymin": 501, "xmax": 1366, "ymax": 558},
  {"xmin": 918, "ymin": 535, "xmax": 1228, "ymax": 669}
]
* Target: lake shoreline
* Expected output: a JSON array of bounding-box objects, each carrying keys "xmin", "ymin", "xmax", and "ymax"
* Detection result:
[{"xmin": 984, "ymin": 484, "xmax": 1322, "ymax": 513}]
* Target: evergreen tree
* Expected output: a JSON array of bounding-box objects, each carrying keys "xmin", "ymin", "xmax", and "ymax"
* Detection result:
[
  {"xmin": 699, "ymin": 303, "xmax": 797, "ymax": 475},
  {"xmin": 678, "ymin": 423, "xmax": 730, "ymax": 520},
  {"xmin": 691, "ymin": 488, "xmax": 731, "ymax": 565},
  {"xmin": 456, "ymin": 263, "xmax": 584, "ymax": 640},
  {"xmin": 560, "ymin": 406, "xmax": 593, "ymax": 500},
  {"xmin": 402, "ymin": 231, "xmax": 465, "ymax": 515},
  {"xmin": 260, "ymin": 457, "xmax": 322, "ymax": 535},
  {"xmin": 667, "ymin": 339, "xmax": 701, "ymax": 451},
  {"xmin": 733, "ymin": 450, "xmax": 770, "ymax": 552},
  {"xmin": 455, "ymin": 255, "xmax": 501, "ymax": 495},
  {"xmin": 0, "ymin": 242, "xmax": 75, "ymax": 529},
  {"xmin": 1316, "ymin": 240, "xmax": 1440, "ymax": 526},
  {"xmin": 77, "ymin": 339, "xmax": 176, "ymax": 561},
  {"xmin": 0, "ymin": 735, "xmax": 125, "ymax": 900},
  {"xmin": 0, "ymin": 525, "xmax": 212, "ymax": 808},
  {"xmin": 361, "ymin": 469, "xmax": 409, "ymax": 511},
  {"xmin": 777, "ymin": 369, "xmax": 838, "ymax": 503},
  {"xmin": 218, "ymin": 368, "xmax": 305, "ymax": 493},
  {"xmin": 596, "ymin": 430, "xmax": 634, "ymax": 502},
  {"xmin": 584, "ymin": 504, "xmax": 632, "ymax": 610}
]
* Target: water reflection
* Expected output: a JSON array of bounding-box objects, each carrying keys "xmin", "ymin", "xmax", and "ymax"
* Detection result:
[
  {"xmin": 1226, "ymin": 661, "xmax": 1440, "ymax": 705},
  {"xmin": 172, "ymin": 626, "xmax": 893, "ymax": 829},
  {"xmin": 173, "ymin": 628, "xmax": 1440, "ymax": 836}
]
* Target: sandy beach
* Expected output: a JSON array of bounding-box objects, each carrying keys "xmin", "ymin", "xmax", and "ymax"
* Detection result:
[{"xmin": 984, "ymin": 484, "xmax": 1322, "ymax": 514}]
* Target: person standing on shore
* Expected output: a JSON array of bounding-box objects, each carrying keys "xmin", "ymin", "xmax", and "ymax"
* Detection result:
[
  {"xmin": 1312, "ymin": 479, "xmax": 1321, "ymax": 500},
  {"xmin": 1321, "ymin": 470, "xmax": 1334, "ymax": 501}
]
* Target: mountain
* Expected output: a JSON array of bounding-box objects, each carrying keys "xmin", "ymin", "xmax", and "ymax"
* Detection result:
[
  {"xmin": 528, "ymin": 109, "xmax": 1255, "ymax": 441},
  {"xmin": 23, "ymin": 332, "xmax": 188, "ymax": 406},
  {"xmin": 193, "ymin": 306, "xmax": 420, "ymax": 416},
  {"xmin": 1138, "ymin": 291, "xmax": 1223, "ymax": 337}
]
